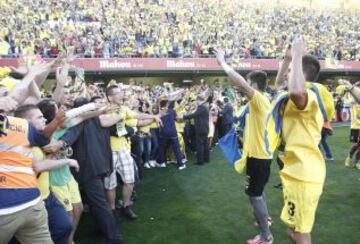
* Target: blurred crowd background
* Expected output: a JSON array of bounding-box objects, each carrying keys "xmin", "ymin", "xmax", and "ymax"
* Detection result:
[{"xmin": 0, "ymin": 0, "xmax": 359, "ymax": 61}]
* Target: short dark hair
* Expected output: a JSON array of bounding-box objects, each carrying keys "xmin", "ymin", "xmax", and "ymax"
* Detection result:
[
  {"xmin": 224, "ymin": 97, "xmax": 229, "ymax": 103},
  {"xmin": 37, "ymin": 99, "xmax": 57, "ymax": 125},
  {"xmin": 14, "ymin": 104, "xmax": 38, "ymax": 119},
  {"xmin": 139, "ymin": 100, "xmax": 150, "ymax": 113},
  {"xmin": 74, "ymin": 97, "xmax": 89, "ymax": 108},
  {"xmin": 159, "ymin": 100, "xmax": 168, "ymax": 109},
  {"xmin": 246, "ymin": 70, "xmax": 268, "ymax": 91},
  {"xmin": 168, "ymin": 101, "xmax": 175, "ymax": 109},
  {"xmin": 90, "ymin": 96, "xmax": 102, "ymax": 103},
  {"xmin": 106, "ymin": 85, "xmax": 120, "ymax": 98},
  {"xmin": 302, "ymin": 55, "xmax": 320, "ymax": 82}
]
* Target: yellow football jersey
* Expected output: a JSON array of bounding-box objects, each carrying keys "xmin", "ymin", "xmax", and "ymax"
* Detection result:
[
  {"xmin": 279, "ymin": 90, "xmax": 325, "ymax": 183},
  {"xmin": 243, "ymin": 90, "xmax": 272, "ymax": 159},
  {"xmin": 350, "ymin": 100, "xmax": 360, "ymax": 129},
  {"xmin": 32, "ymin": 147, "xmax": 50, "ymax": 200},
  {"xmin": 175, "ymin": 105, "xmax": 186, "ymax": 133},
  {"xmin": 110, "ymin": 106, "xmax": 136, "ymax": 151}
]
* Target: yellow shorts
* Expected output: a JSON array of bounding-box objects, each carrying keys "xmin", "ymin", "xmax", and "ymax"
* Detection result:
[
  {"xmin": 280, "ymin": 174, "xmax": 323, "ymax": 233},
  {"xmin": 51, "ymin": 176, "xmax": 82, "ymax": 212}
]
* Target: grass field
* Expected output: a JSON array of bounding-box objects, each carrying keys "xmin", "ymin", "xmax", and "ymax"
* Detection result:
[{"xmin": 76, "ymin": 125, "xmax": 360, "ymax": 244}]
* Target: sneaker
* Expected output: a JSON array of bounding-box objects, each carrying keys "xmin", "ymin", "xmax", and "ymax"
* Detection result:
[
  {"xmin": 246, "ymin": 234, "xmax": 273, "ymax": 244},
  {"xmin": 149, "ymin": 160, "xmax": 157, "ymax": 167},
  {"xmin": 345, "ymin": 156, "xmax": 353, "ymax": 167},
  {"xmin": 254, "ymin": 216, "xmax": 273, "ymax": 227},
  {"xmin": 144, "ymin": 162, "xmax": 151, "ymax": 169},
  {"xmin": 325, "ymin": 157, "xmax": 334, "ymax": 161},
  {"xmin": 116, "ymin": 200, "xmax": 134, "ymax": 209},
  {"xmin": 157, "ymin": 163, "xmax": 167, "ymax": 168},
  {"xmin": 178, "ymin": 165, "xmax": 186, "ymax": 170},
  {"xmin": 121, "ymin": 206, "xmax": 138, "ymax": 220},
  {"xmin": 182, "ymin": 158, "xmax": 188, "ymax": 164}
]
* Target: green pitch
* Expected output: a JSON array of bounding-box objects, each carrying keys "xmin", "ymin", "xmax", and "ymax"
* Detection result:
[{"xmin": 76, "ymin": 125, "xmax": 360, "ymax": 244}]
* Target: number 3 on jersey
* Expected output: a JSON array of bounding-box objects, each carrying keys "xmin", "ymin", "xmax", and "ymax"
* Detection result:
[{"xmin": 288, "ymin": 201, "xmax": 296, "ymax": 217}]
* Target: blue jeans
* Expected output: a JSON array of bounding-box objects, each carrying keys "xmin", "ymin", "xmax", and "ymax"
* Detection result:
[
  {"xmin": 44, "ymin": 193, "xmax": 73, "ymax": 244},
  {"xmin": 150, "ymin": 128, "xmax": 159, "ymax": 161},
  {"xmin": 131, "ymin": 134, "xmax": 142, "ymax": 167},
  {"xmin": 158, "ymin": 135, "xmax": 184, "ymax": 167},
  {"xmin": 139, "ymin": 137, "xmax": 152, "ymax": 163}
]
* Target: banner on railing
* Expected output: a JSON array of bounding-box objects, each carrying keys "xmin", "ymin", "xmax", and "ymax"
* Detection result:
[{"xmin": 1, "ymin": 58, "xmax": 360, "ymax": 72}]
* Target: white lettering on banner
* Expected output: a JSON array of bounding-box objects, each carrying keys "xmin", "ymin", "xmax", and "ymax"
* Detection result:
[
  {"xmin": 99, "ymin": 60, "xmax": 132, "ymax": 69},
  {"xmin": 166, "ymin": 60, "xmax": 195, "ymax": 68},
  {"xmin": 237, "ymin": 62, "xmax": 252, "ymax": 68}
]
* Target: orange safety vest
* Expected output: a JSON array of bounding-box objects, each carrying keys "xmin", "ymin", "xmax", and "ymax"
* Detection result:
[{"xmin": 0, "ymin": 116, "xmax": 37, "ymax": 189}]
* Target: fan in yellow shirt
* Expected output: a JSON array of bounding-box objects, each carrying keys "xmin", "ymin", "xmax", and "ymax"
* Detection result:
[
  {"xmin": 175, "ymin": 102, "xmax": 187, "ymax": 159},
  {"xmin": 0, "ymin": 38, "xmax": 10, "ymax": 56},
  {"xmin": 31, "ymin": 147, "xmax": 73, "ymax": 243},
  {"xmin": 102, "ymin": 85, "xmax": 161, "ymax": 220},
  {"xmin": 339, "ymin": 80, "xmax": 360, "ymax": 169},
  {"xmin": 32, "ymin": 147, "xmax": 50, "ymax": 200}
]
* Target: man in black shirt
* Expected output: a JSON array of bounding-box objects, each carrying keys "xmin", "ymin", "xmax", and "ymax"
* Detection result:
[
  {"xmin": 43, "ymin": 101, "xmax": 124, "ymax": 244},
  {"xmin": 180, "ymin": 96, "xmax": 210, "ymax": 165}
]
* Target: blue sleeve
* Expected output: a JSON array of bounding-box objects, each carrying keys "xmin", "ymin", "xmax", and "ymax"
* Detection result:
[
  {"xmin": 223, "ymin": 105, "xmax": 230, "ymax": 114},
  {"xmin": 172, "ymin": 110, "xmax": 177, "ymax": 121},
  {"xmin": 28, "ymin": 124, "xmax": 50, "ymax": 147}
]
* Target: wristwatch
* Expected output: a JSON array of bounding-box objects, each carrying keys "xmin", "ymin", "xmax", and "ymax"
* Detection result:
[{"xmin": 59, "ymin": 140, "xmax": 68, "ymax": 151}]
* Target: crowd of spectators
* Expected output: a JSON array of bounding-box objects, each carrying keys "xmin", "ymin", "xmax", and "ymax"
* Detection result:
[
  {"xmin": 0, "ymin": 0, "xmax": 359, "ymax": 61},
  {"xmin": 0, "ymin": 53, "xmax": 251, "ymax": 243}
]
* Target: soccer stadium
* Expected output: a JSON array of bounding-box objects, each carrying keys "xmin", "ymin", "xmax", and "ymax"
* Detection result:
[{"xmin": 0, "ymin": 0, "xmax": 360, "ymax": 244}]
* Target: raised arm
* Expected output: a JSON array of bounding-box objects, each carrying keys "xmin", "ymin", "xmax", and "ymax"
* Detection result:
[
  {"xmin": 339, "ymin": 80, "xmax": 360, "ymax": 104},
  {"xmin": 33, "ymin": 54, "xmax": 64, "ymax": 88},
  {"xmin": 214, "ymin": 48, "xmax": 254, "ymax": 99},
  {"xmin": 52, "ymin": 67, "xmax": 65, "ymax": 104},
  {"xmin": 11, "ymin": 56, "xmax": 63, "ymax": 105},
  {"xmin": 53, "ymin": 62, "xmax": 71, "ymax": 104},
  {"xmin": 0, "ymin": 96, "xmax": 18, "ymax": 112},
  {"xmin": 43, "ymin": 108, "xmax": 66, "ymax": 138},
  {"xmin": 288, "ymin": 39, "xmax": 307, "ymax": 110},
  {"xmin": 275, "ymin": 46, "xmax": 292, "ymax": 90},
  {"xmin": 71, "ymin": 105, "xmax": 110, "ymax": 126},
  {"xmin": 9, "ymin": 61, "xmax": 49, "ymax": 104}
]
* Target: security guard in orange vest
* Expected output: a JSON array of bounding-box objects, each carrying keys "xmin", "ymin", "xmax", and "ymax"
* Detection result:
[
  {"xmin": 0, "ymin": 115, "xmax": 54, "ymax": 243},
  {"xmin": 0, "ymin": 110, "xmax": 79, "ymax": 244}
]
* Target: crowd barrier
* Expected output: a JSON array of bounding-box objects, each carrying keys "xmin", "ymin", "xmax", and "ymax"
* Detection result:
[{"xmin": 1, "ymin": 58, "xmax": 360, "ymax": 73}]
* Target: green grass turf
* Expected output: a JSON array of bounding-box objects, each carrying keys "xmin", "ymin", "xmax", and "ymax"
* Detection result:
[{"xmin": 75, "ymin": 125, "xmax": 360, "ymax": 244}]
